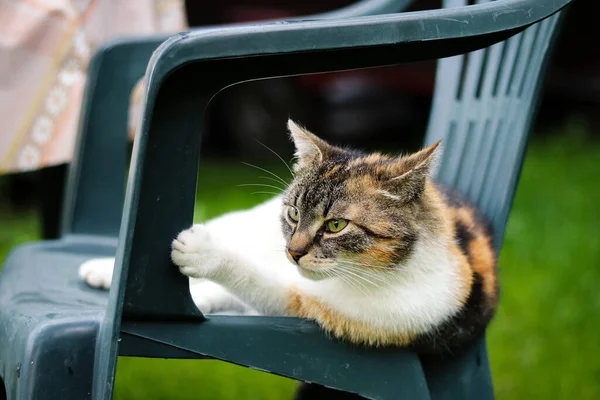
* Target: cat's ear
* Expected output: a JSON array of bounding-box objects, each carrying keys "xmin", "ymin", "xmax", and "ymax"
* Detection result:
[
  {"xmin": 385, "ymin": 141, "xmax": 441, "ymax": 201},
  {"xmin": 288, "ymin": 119, "xmax": 331, "ymax": 171}
]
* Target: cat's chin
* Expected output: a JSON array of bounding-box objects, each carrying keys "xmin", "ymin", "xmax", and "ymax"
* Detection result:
[{"xmin": 296, "ymin": 266, "xmax": 332, "ymax": 281}]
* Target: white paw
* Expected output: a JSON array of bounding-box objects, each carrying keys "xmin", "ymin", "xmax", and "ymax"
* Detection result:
[
  {"xmin": 189, "ymin": 279, "xmax": 256, "ymax": 315},
  {"xmin": 171, "ymin": 224, "xmax": 224, "ymax": 279},
  {"xmin": 79, "ymin": 257, "xmax": 115, "ymax": 289}
]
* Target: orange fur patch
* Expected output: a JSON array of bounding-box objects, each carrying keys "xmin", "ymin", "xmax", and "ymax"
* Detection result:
[
  {"xmin": 427, "ymin": 184, "xmax": 495, "ymax": 306},
  {"xmin": 346, "ymin": 175, "xmax": 377, "ymax": 198},
  {"xmin": 323, "ymin": 165, "xmax": 341, "ymax": 178},
  {"xmin": 454, "ymin": 207, "xmax": 476, "ymax": 229},
  {"xmin": 348, "ymin": 154, "xmax": 385, "ymax": 169},
  {"xmin": 424, "ymin": 182, "xmax": 455, "ymax": 237},
  {"xmin": 468, "ymin": 236, "xmax": 498, "ymax": 304},
  {"xmin": 442, "ymin": 191, "xmax": 498, "ymax": 306},
  {"xmin": 353, "ymin": 243, "xmax": 397, "ymax": 268},
  {"xmin": 286, "ymin": 287, "xmax": 415, "ymax": 347}
]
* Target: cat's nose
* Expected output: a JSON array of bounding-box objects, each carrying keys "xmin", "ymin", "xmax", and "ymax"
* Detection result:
[{"xmin": 287, "ymin": 248, "xmax": 307, "ymax": 263}]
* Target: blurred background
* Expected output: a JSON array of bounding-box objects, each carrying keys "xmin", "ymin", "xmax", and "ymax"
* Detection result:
[{"xmin": 0, "ymin": 0, "xmax": 598, "ymax": 399}]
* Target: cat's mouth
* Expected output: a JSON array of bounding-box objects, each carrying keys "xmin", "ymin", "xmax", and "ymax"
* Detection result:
[
  {"xmin": 296, "ymin": 264, "xmax": 335, "ymax": 281},
  {"xmin": 284, "ymin": 252, "xmax": 336, "ymax": 280}
]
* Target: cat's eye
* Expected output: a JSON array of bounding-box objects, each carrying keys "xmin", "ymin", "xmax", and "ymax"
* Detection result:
[
  {"xmin": 287, "ymin": 206, "xmax": 300, "ymax": 222},
  {"xmin": 325, "ymin": 219, "xmax": 348, "ymax": 233}
]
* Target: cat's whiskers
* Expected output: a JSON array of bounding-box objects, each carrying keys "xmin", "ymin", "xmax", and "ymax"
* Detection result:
[
  {"xmin": 258, "ymin": 175, "xmax": 288, "ymax": 189},
  {"xmin": 322, "ymin": 267, "xmax": 337, "ymax": 282},
  {"xmin": 332, "ymin": 267, "xmax": 373, "ymax": 297},
  {"xmin": 338, "ymin": 259, "xmax": 397, "ymax": 270},
  {"xmin": 338, "ymin": 263, "xmax": 396, "ymax": 285},
  {"xmin": 338, "ymin": 266, "xmax": 388, "ymax": 292},
  {"xmin": 237, "ymin": 183, "xmax": 285, "ymax": 192},
  {"xmin": 336, "ymin": 265, "xmax": 396, "ymax": 288},
  {"xmin": 324, "ymin": 265, "xmax": 355, "ymax": 288},
  {"xmin": 240, "ymin": 161, "xmax": 289, "ymax": 186},
  {"xmin": 337, "ymin": 263, "xmax": 396, "ymax": 288},
  {"xmin": 253, "ymin": 139, "xmax": 294, "ymax": 176},
  {"xmin": 251, "ymin": 191, "xmax": 282, "ymax": 196},
  {"xmin": 333, "ymin": 265, "xmax": 381, "ymax": 293}
]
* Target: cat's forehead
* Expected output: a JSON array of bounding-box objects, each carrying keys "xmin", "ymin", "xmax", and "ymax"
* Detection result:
[
  {"xmin": 289, "ymin": 172, "xmax": 343, "ymax": 209},
  {"xmin": 286, "ymin": 161, "xmax": 378, "ymax": 212}
]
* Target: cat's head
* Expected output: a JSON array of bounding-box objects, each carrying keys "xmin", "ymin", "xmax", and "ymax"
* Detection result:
[{"xmin": 281, "ymin": 119, "xmax": 443, "ymax": 281}]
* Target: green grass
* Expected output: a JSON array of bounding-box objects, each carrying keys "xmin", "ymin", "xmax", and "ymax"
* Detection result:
[
  {"xmin": 0, "ymin": 205, "xmax": 39, "ymax": 262},
  {"xmin": 1, "ymin": 128, "xmax": 599, "ymax": 399},
  {"xmin": 488, "ymin": 127, "xmax": 600, "ymax": 399}
]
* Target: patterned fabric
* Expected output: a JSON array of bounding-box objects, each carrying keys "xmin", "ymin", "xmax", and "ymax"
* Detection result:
[{"xmin": 0, "ymin": 0, "xmax": 187, "ymax": 174}]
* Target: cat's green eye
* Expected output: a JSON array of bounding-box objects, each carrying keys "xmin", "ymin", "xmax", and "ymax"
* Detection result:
[
  {"xmin": 325, "ymin": 219, "xmax": 348, "ymax": 233},
  {"xmin": 287, "ymin": 206, "xmax": 300, "ymax": 222}
]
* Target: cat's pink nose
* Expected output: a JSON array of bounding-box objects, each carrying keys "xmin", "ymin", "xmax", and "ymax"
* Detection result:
[{"xmin": 287, "ymin": 248, "xmax": 307, "ymax": 263}]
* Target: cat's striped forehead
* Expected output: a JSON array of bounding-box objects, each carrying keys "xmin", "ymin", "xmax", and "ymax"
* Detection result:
[{"xmin": 285, "ymin": 151, "xmax": 402, "ymax": 211}]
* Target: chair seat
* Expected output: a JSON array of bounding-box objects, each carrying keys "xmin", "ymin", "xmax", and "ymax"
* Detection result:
[{"xmin": 0, "ymin": 237, "xmax": 115, "ymax": 400}]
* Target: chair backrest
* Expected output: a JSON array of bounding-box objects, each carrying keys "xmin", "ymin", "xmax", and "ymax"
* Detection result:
[
  {"xmin": 60, "ymin": 36, "xmax": 168, "ymax": 238},
  {"xmin": 426, "ymin": 0, "xmax": 562, "ymax": 249},
  {"xmin": 418, "ymin": 3, "xmax": 563, "ymax": 397}
]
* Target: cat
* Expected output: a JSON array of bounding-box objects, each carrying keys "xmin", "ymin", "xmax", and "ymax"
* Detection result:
[{"xmin": 79, "ymin": 119, "xmax": 498, "ymax": 354}]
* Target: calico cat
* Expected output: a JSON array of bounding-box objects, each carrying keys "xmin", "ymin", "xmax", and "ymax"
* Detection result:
[{"xmin": 79, "ymin": 119, "xmax": 498, "ymax": 354}]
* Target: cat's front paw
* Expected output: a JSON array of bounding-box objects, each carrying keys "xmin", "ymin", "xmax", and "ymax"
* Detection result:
[{"xmin": 171, "ymin": 224, "xmax": 224, "ymax": 279}]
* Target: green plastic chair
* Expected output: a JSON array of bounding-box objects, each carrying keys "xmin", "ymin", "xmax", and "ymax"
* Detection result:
[{"xmin": 0, "ymin": 0, "xmax": 572, "ymax": 399}]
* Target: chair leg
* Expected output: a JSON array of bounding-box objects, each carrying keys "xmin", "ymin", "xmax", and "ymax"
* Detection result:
[{"xmin": 419, "ymin": 336, "xmax": 494, "ymax": 400}]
